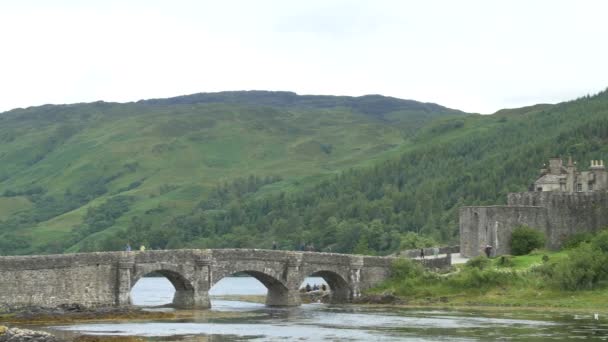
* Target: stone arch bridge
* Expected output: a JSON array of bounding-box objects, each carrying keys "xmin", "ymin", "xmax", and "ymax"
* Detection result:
[{"xmin": 0, "ymin": 249, "xmax": 449, "ymax": 309}]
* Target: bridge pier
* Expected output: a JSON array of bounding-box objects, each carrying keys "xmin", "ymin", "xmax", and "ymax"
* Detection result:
[
  {"xmin": 268, "ymin": 256, "xmax": 302, "ymax": 307},
  {"xmin": 172, "ymin": 288, "xmax": 210, "ymax": 309},
  {"xmin": 191, "ymin": 255, "xmax": 212, "ymax": 309},
  {"xmin": 349, "ymin": 257, "xmax": 364, "ymax": 300},
  {"xmin": 116, "ymin": 255, "xmax": 135, "ymax": 306},
  {"xmin": 265, "ymin": 287, "xmax": 301, "ymax": 306}
]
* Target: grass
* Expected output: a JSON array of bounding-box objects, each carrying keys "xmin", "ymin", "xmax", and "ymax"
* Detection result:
[
  {"xmin": 498, "ymin": 250, "xmax": 568, "ymax": 270},
  {"xmin": 0, "ymin": 197, "xmax": 32, "ymax": 220},
  {"xmin": 369, "ymin": 250, "xmax": 608, "ymax": 310}
]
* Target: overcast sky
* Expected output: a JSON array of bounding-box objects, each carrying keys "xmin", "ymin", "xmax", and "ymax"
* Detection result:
[{"xmin": 1, "ymin": 0, "xmax": 607, "ymax": 114}]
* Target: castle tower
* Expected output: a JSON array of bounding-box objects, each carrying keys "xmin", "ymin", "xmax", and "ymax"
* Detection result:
[
  {"xmin": 566, "ymin": 156, "xmax": 576, "ymax": 193},
  {"xmin": 589, "ymin": 160, "xmax": 607, "ymax": 191}
]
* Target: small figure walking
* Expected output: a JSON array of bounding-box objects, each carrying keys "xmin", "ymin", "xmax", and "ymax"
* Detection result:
[
  {"xmin": 140, "ymin": 245, "xmax": 146, "ymax": 252},
  {"xmin": 272, "ymin": 241, "xmax": 277, "ymax": 250},
  {"xmin": 420, "ymin": 248, "xmax": 425, "ymax": 259},
  {"xmin": 305, "ymin": 283, "xmax": 311, "ymax": 292},
  {"xmin": 484, "ymin": 245, "xmax": 492, "ymax": 258},
  {"xmin": 125, "ymin": 243, "xmax": 132, "ymax": 252}
]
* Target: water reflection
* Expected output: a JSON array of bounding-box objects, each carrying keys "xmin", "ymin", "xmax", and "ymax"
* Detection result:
[{"xmin": 131, "ymin": 276, "xmax": 328, "ymax": 306}]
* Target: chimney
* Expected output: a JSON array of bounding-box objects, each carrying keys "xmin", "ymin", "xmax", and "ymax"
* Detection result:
[
  {"xmin": 591, "ymin": 159, "xmax": 606, "ymax": 170},
  {"xmin": 549, "ymin": 158, "xmax": 563, "ymax": 174}
]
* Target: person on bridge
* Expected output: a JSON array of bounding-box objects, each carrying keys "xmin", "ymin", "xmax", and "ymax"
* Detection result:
[
  {"xmin": 140, "ymin": 245, "xmax": 146, "ymax": 252},
  {"xmin": 420, "ymin": 248, "xmax": 425, "ymax": 259},
  {"xmin": 125, "ymin": 243, "xmax": 131, "ymax": 252},
  {"xmin": 272, "ymin": 241, "xmax": 277, "ymax": 250}
]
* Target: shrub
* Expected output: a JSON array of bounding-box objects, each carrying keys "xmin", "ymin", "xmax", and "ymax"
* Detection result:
[
  {"xmin": 542, "ymin": 255, "xmax": 550, "ymax": 263},
  {"xmin": 563, "ymin": 232, "xmax": 593, "ymax": 249},
  {"xmin": 387, "ymin": 258, "xmax": 426, "ymax": 296},
  {"xmin": 530, "ymin": 261, "xmax": 555, "ymax": 278},
  {"xmin": 510, "ymin": 226, "xmax": 545, "ymax": 255},
  {"xmin": 550, "ymin": 243, "xmax": 608, "ymax": 290},
  {"xmin": 591, "ymin": 230, "xmax": 608, "ymax": 253},
  {"xmin": 496, "ymin": 255, "xmax": 515, "ymax": 267},
  {"xmin": 465, "ymin": 255, "xmax": 491, "ymax": 270},
  {"xmin": 391, "ymin": 258, "xmax": 424, "ymax": 280},
  {"xmin": 450, "ymin": 268, "xmax": 517, "ymax": 289}
]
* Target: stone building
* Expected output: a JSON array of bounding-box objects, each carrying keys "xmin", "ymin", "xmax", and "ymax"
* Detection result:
[
  {"xmin": 534, "ymin": 157, "xmax": 608, "ymax": 192},
  {"xmin": 460, "ymin": 157, "xmax": 608, "ymax": 257}
]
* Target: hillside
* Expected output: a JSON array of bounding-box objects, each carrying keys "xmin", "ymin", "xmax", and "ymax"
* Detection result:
[
  {"xmin": 108, "ymin": 90, "xmax": 608, "ymax": 255},
  {"xmin": 0, "ymin": 91, "xmax": 463, "ymax": 254}
]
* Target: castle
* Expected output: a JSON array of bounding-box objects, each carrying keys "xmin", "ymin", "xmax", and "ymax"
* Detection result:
[
  {"xmin": 460, "ymin": 157, "xmax": 608, "ymax": 257},
  {"xmin": 534, "ymin": 157, "xmax": 608, "ymax": 192}
]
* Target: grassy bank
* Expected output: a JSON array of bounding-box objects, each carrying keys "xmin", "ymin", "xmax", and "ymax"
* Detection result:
[{"xmin": 369, "ymin": 232, "xmax": 608, "ymax": 310}]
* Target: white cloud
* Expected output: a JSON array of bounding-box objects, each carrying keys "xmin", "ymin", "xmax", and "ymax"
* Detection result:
[{"xmin": 0, "ymin": 0, "xmax": 607, "ymax": 113}]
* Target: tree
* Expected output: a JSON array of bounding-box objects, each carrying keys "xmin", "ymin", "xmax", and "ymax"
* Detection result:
[{"xmin": 510, "ymin": 226, "xmax": 545, "ymax": 255}]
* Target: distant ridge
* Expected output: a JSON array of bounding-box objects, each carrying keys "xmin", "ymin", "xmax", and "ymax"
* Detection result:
[{"xmin": 138, "ymin": 90, "xmax": 464, "ymax": 117}]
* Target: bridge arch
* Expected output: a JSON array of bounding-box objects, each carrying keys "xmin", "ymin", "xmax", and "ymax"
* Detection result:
[
  {"xmin": 215, "ymin": 269, "xmax": 292, "ymax": 306},
  {"xmin": 131, "ymin": 264, "xmax": 196, "ymax": 308},
  {"xmin": 211, "ymin": 268, "xmax": 296, "ymax": 306},
  {"xmin": 302, "ymin": 269, "xmax": 352, "ymax": 303}
]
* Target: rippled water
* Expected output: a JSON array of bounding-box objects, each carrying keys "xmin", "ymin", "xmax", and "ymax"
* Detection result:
[{"xmin": 50, "ymin": 277, "xmax": 608, "ymax": 341}]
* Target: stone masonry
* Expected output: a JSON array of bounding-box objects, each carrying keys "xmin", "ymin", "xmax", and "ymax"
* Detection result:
[
  {"xmin": 460, "ymin": 192, "xmax": 608, "ymax": 257},
  {"xmin": 0, "ymin": 249, "xmax": 450, "ymax": 310},
  {"xmin": 460, "ymin": 157, "xmax": 608, "ymax": 257}
]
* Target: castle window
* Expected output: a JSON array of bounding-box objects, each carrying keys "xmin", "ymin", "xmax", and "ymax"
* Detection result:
[
  {"xmin": 589, "ymin": 183, "xmax": 594, "ymax": 191},
  {"xmin": 536, "ymin": 187, "xmax": 542, "ymax": 192},
  {"xmin": 577, "ymin": 183, "xmax": 583, "ymax": 192}
]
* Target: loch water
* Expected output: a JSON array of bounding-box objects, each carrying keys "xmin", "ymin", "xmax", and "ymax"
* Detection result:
[{"xmin": 48, "ymin": 277, "xmax": 608, "ymax": 341}]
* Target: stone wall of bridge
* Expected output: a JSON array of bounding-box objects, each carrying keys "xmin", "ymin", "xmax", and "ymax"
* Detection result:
[
  {"xmin": 0, "ymin": 252, "xmax": 121, "ymax": 310},
  {"xmin": 0, "ymin": 249, "xmax": 451, "ymax": 311}
]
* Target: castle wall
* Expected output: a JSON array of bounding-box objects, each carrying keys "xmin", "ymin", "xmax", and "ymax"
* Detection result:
[
  {"xmin": 459, "ymin": 205, "xmax": 547, "ymax": 257},
  {"xmin": 508, "ymin": 192, "xmax": 608, "ymax": 249}
]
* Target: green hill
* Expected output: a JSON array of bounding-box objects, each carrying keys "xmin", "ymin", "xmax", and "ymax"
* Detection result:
[
  {"xmin": 102, "ymin": 90, "xmax": 608, "ymax": 256},
  {"xmin": 2, "ymin": 89, "xmax": 607, "ymax": 256},
  {"xmin": 0, "ymin": 91, "xmax": 463, "ymax": 254}
]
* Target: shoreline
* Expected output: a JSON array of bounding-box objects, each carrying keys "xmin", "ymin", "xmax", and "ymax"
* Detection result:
[
  {"xmin": 0, "ymin": 305, "xmax": 260, "ymax": 326},
  {"xmin": 354, "ymin": 292, "xmax": 608, "ymax": 314},
  {"xmin": 355, "ymin": 301, "xmax": 608, "ymax": 315},
  {"xmin": 3, "ymin": 294, "xmax": 608, "ymax": 326}
]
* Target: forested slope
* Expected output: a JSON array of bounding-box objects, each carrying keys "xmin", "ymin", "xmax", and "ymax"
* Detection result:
[
  {"xmin": 116, "ymin": 90, "xmax": 608, "ymax": 255},
  {"xmin": 0, "ymin": 91, "xmax": 462, "ymax": 254},
  {"xmin": 2, "ymin": 89, "xmax": 607, "ymax": 256}
]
